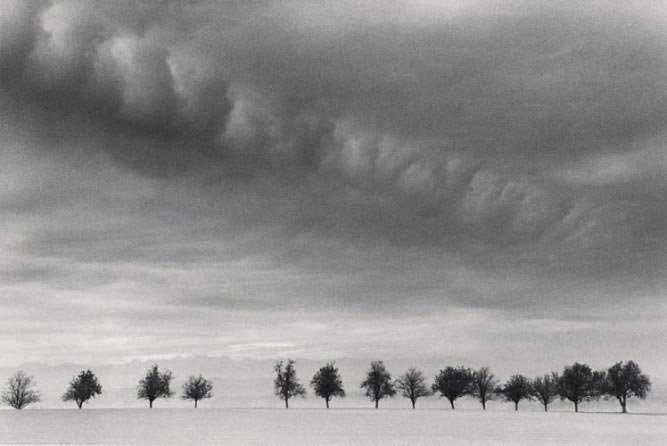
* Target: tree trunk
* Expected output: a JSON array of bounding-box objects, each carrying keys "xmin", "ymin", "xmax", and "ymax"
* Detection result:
[
  {"xmin": 514, "ymin": 402, "xmax": 518, "ymax": 411},
  {"xmin": 621, "ymin": 399, "xmax": 627, "ymax": 414},
  {"xmin": 449, "ymin": 399, "xmax": 455, "ymax": 410},
  {"xmin": 375, "ymin": 399, "xmax": 379, "ymax": 409},
  {"xmin": 544, "ymin": 403, "xmax": 548, "ymax": 412},
  {"xmin": 482, "ymin": 401, "xmax": 486, "ymax": 410},
  {"xmin": 326, "ymin": 398, "xmax": 329, "ymax": 409},
  {"xmin": 285, "ymin": 397, "xmax": 289, "ymax": 409},
  {"xmin": 149, "ymin": 399, "xmax": 153, "ymax": 408},
  {"xmin": 195, "ymin": 399, "xmax": 198, "ymax": 409},
  {"xmin": 574, "ymin": 401, "xmax": 578, "ymax": 413},
  {"xmin": 77, "ymin": 401, "xmax": 82, "ymax": 409},
  {"xmin": 411, "ymin": 399, "xmax": 416, "ymax": 409}
]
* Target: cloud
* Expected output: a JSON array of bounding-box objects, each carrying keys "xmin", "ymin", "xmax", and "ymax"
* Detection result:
[
  {"xmin": 0, "ymin": 0, "xmax": 665, "ymax": 369},
  {"xmin": 549, "ymin": 134, "xmax": 667, "ymax": 187},
  {"xmin": 4, "ymin": 1, "xmax": 665, "ymax": 169},
  {"xmin": 1, "ymin": 0, "xmax": 663, "ymax": 267}
]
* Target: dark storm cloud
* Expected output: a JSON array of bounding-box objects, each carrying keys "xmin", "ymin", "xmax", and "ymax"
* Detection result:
[
  {"xmin": 2, "ymin": 1, "xmax": 664, "ymax": 227},
  {"xmin": 0, "ymin": 0, "xmax": 666, "ymax": 368},
  {"xmin": 4, "ymin": 1, "xmax": 666, "ymax": 164},
  {"xmin": 1, "ymin": 0, "xmax": 233, "ymax": 174}
]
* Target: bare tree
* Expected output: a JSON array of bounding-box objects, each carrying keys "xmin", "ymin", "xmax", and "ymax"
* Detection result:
[
  {"xmin": 532, "ymin": 372, "xmax": 559, "ymax": 412},
  {"xmin": 311, "ymin": 362, "xmax": 345, "ymax": 408},
  {"xmin": 395, "ymin": 368, "xmax": 431, "ymax": 409},
  {"xmin": 432, "ymin": 366, "xmax": 473, "ymax": 409},
  {"xmin": 1, "ymin": 370, "xmax": 41, "ymax": 410},
  {"xmin": 558, "ymin": 362, "xmax": 603, "ymax": 412},
  {"xmin": 137, "ymin": 364, "xmax": 174, "ymax": 408},
  {"xmin": 471, "ymin": 367, "xmax": 497, "ymax": 410},
  {"xmin": 360, "ymin": 361, "xmax": 396, "ymax": 408},
  {"xmin": 601, "ymin": 361, "xmax": 651, "ymax": 413},
  {"xmin": 498, "ymin": 374, "xmax": 533, "ymax": 411},
  {"xmin": 274, "ymin": 359, "xmax": 306, "ymax": 408},
  {"xmin": 181, "ymin": 374, "xmax": 213, "ymax": 408},
  {"xmin": 62, "ymin": 370, "xmax": 102, "ymax": 409}
]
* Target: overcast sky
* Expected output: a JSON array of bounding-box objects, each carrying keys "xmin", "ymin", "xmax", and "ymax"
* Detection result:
[{"xmin": 0, "ymin": 0, "xmax": 665, "ymax": 378}]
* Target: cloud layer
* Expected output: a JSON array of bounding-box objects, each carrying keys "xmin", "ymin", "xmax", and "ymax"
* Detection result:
[{"xmin": 0, "ymin": 0, "xmax": 665, "ymax": 374}]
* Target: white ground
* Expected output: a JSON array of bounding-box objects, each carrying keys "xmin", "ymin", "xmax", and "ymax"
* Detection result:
[{"xmin": 0, "ymin": 408, "xmax": 665, "ymax": 445}]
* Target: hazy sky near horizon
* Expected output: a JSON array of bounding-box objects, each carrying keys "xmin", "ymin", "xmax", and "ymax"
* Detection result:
[{"xmin": 0, "ymin": 0, "xmax": 665, "ymax": 376}]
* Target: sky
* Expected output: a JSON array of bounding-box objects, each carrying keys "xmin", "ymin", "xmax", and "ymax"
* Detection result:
[{"xmin": 0, "ymin": 0, "xmax": 665, "ymax": 378}]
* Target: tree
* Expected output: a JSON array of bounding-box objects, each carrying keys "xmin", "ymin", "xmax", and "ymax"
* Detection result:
[
  {"xmin": 601, "ymin": 361, "xmax": 651, "ymax": 413},
  {"xmin": 395, "ymin": 368, "xmax": 432, "ymax": 409},
  {"xmin": 360, "ymin": 361, "xmax": 396, "ymax": 408},
  {"xmin": 1, "ymin": 370, "xmax": 41, "ymax": 410},
  {"xmin": 432, "ymin": 366, "xmax": 473, "ymax": 409},
  {"xmin": 181, "ymin": 375, "xmax": 213, "ymax": 408},
  {"xmin": 558, "ymin": 362, "xmax": 603, "ymax": 412},
  {"xmin": 532, "ymin": 372, "xmax": 559, "ymax": 412},
  {"xmin": 470, "ymin": 367, "xmax": 498, "ymax": 410},
  {"xmin": 137, "ymin": 364, "xmax": 174, "ymax": 408},
  {"xmin": 310, "ymin": 362, "xmax": 345, "ymax": 408},
  {"xmin": 499, "ymin": 374, "xmax": 533, "ymax": 411},
  {"xmin": 62, "ymin": 370, "xmax": 102, "ymax": 409},
  {"xmin": 274, "ymin": 359, "xmax": 306, "ymax": 408}
]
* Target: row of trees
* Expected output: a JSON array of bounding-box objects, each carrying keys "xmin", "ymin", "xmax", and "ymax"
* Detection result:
[
  {"xmin": 274, "ymin": 360, "xmax": 651, "ymax": 413},
  {"xmin": 2, "ymin": 360, "xmax": 651, "ymax": 413},
  {"xmin": 0, "ymin": 365, "xmax": 213, "ymax": 409}
]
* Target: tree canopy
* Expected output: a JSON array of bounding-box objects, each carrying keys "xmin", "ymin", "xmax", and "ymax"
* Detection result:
[
  {"xmin": 181, "ymin": 374, "xmax": 213, "ymax": 408},
  {"xmin": 274, "ymin": 359, "xmax": 306, "ymax": 408},
  {"xmin": 360, "ymin": 361, "xmax": 396, "ymax": 408},
  {"xmin": 62, "ymin": 370, "xmax": 102, "ymax": 409},
  {"xmin": 601, "ymin": 361, "xmax": 651, "ymax": 413},
  {"xmin": 558, "ymin": 363, "xmax": 604, "ymax": 412},
  {"xmin": 311, "ymin": 362, "xmax": 345, "ymax": 408},
  {"xmin": 432, "ymin": 366, "xmax": 473, "ymax": 409},
  {"xmin": 137, "ymin": 364, "xmax": 174, "ymax": 408},
  {"xmin": 532, "ymin": 372, "xmax": 560, "ymax": 412},
  {"xmin": 470, "ymin": 367, "xmax": 497, "ymax": 410},
  {"xmin": 1, "ymin": 370, "xmax": 41, "ymax": 410},
  {"xmin": 395, "ymin": 368, "xmax": 431, "ymax": 409},
  {"xmin": 499, "ymin": 374, "xmax": 533, "ymax": 411}
]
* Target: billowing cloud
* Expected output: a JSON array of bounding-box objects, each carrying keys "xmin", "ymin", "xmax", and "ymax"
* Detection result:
[{"xmin": 0, "ymin": 0, "xmax": 665, "ymax": 373}]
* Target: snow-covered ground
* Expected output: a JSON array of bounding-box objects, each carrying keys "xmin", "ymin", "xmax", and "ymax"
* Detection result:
[{"xmin": 0, "ymin": 408, "xmax": 665, "ymax": 445}]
